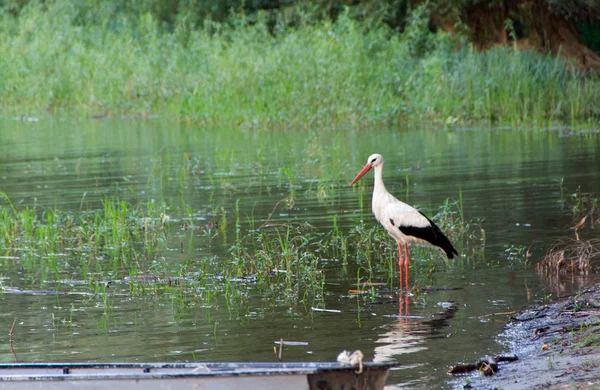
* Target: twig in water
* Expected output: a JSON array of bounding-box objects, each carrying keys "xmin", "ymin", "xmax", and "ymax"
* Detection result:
[
  {"xmin": 259, "ymin": 198, "xmax": 292, "ymax": 230},
  {"xmin": 449, "ymin": 355, "xmax": 518, "ymax": 375},
  {"xmin": 9, "ymin": 318, "xmax": 17, "ymax": 361},
  {"xmin": 312, "ymin": 307, "xmax": 342, "ymax": 313},
  {"xmin": 475, "ymin": 310, "xmax": 516, "ymax": 319},
  {"xmin": 273, "ymin": 338, "xmax": 284, "ymax": 362}
]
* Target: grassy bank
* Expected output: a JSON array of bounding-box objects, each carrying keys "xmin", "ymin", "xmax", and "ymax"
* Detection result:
[{"xmin": 0, "ymin": 2, "xmax": 598, "ymax": 128}]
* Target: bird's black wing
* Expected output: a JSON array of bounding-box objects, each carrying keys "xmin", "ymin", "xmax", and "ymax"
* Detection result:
[{"xmin": 398, "ymin": 212, "xmax": 459, "ymax": 259}]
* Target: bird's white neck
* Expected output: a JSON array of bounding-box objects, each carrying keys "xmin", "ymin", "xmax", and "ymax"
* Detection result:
[{"xmin": 372, "ymin": 163, "xmax": 387, "ymax": 195}]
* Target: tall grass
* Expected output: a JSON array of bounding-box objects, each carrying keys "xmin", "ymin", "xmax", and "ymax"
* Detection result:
[
  {"xmin": 0, "ymin": 2, "xmax": 598, "ymax": 128},
  {"xmin": 0, "ymin": 192, "xmax": 325, "ymax": 309},
  {"xmin": 0, "ymin": 195, "xmax": 170, "ymax": 282},
  {"xmin": 227, "ymin": 223, "xmax": 326, "ymax": 307},
  {"xmin": 0, "ymin": 188, "xmax": 484, "ymax": 313}
]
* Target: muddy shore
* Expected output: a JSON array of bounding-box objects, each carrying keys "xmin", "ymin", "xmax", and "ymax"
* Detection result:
[{"xmin": 452, "ymin": 285, "xmax": 600, "ymax": 389}]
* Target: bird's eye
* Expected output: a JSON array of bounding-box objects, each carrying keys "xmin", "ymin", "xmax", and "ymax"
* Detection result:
[{"xmin": 370, "ymin": 158, "xmax": 377, "ymax": 163}]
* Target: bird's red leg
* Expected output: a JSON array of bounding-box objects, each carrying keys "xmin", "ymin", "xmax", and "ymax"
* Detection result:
[
  {"xmin": 401, "ymin": 243, "xmax": 411, "ymax": 317},
  {"xmin": 403, "ymin": 243, "xmax": 410, "ymax": 289},
  {"xmin": 397, "ymin": 242, "xmax": 404, "ymax": 290}
]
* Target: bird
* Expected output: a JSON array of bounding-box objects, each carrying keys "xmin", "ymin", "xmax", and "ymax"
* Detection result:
[{"xmin": 350, "ymin": 153, "xmax": 458, "ymax": 289}]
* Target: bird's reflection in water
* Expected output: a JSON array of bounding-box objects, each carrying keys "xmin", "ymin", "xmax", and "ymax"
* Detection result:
[
  {"xmin": 373, "ymin": 293, "xmax": 426, "ymax": 362},
  {"xmin": 373, "ymin": 292, "xmax": 458, "ymax": 362}
]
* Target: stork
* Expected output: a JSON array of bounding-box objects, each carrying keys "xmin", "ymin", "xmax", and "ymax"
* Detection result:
[{"xmin": 350, "ymin": 153, "xmax": 458, "ymax": 289}]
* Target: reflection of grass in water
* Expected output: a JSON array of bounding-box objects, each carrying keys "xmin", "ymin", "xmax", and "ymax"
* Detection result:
[{"xmin": 141, "ymin": 140, "xmax": 354, "ymax": 222}]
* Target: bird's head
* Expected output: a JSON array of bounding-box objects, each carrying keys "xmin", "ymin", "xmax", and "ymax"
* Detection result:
[{"xmin": 350, "ymin": 154, "xmax": 383, "ymax": 186}]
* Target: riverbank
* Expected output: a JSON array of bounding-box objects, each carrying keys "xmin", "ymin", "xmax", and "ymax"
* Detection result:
[
  {"xmin": 457, "ymin": 284, "xmax": 600, "ymax": 389},
  {"xmin": 1, "ymin": 2, "xmax": 599, "ymax": 129}
]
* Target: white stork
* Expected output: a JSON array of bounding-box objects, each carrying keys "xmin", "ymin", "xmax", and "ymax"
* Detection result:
[{"xmin": 350, "ymin": 153, "xmax": 458, "ymax": 289}]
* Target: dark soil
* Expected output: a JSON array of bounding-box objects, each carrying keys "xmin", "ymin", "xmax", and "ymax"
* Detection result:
[
  {"xmin": 431, "ymin": 1, "xmax": 600, "ymax": 72},
  {"xmin": 453, "ymin": 285, "xmax": 600, "ymax": 389}
]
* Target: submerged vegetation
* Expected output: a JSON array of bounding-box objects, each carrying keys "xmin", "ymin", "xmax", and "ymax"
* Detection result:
[
  {"xmin": 0, "ymin": 1, "xmax": 598, "ymax": 128},
  {"xmin": 0, "ymin": 185, "xmax": 483, "ymax": 312},
  {"xmin": 0, "ymin": 193, "xmax": 171, "ymax": 282}
]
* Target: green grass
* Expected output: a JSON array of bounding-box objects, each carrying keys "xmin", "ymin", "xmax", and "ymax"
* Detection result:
[
  {"xmin": 0, "ymin": 193, "xmax": 171, "ymax": 283},
  {"xmin": 227, "ymin": 223, "xmax": 326, "ymax": 307},
  {"xmin": 0, "ymin": 192, "xmax": 327, "ymax": 309},
  {"xmin": 0, "ymin": 186, "xmax": 484, "ymax": 312},
  {"xmin": 0, "ymin": 2, "xmax": 598, "ymax": 129},
  {"xmin": 224, "ymin": 195, "xmax": 485, "ymax": 307}
]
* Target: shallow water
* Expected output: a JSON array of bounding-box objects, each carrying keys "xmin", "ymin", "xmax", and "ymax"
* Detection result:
[{"xmin": 0, "ymin": 119, "xmax": 599, "ymax": 388}]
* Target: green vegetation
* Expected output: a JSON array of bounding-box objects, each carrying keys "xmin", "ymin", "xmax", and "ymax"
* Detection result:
[
  {"xmin": 227, "ymin": 223, "xmax": 326, "ymax": 307},
  {"xmin": 0, "ymin": 192, "xmax": 326, "ymax": 310},
  {"xmin": 0, "ymin": 1, "xmax": 598, "ymax": 128},
  {"xmin": 559, "ymin": 183, "xmax": 599, "ymax": 228},
  {"xmin": 0, "ymin": 193, "xmax": 171, "ymax": 283},
  {"xmin": 0, "ymin": 187, "xmax": 483, "ymax": 311}
]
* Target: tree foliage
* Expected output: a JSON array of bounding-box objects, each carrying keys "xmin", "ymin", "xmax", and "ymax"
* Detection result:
[
  {"xmin": 1, "ymin": 0, "xmax": 598, "ymax": 29},
  {"xmin": 1, "ymin": 0, "xmax": 599, "ymax": 67}
]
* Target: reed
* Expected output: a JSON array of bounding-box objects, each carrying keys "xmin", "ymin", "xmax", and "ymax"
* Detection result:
[
  {"xmin": 0, "ymin": 187, "xmax": 485, "ymax": 314},
  {"xmin": 227, "ymin": 223, "xmax": 326, "ymax": 307},
  {"xmin": 0, "ymin": 2, "xmax": 597, "ymax": 129},
  {"xmin": 0, "ymin": 194, "xmax": 170, "ymax": 284}
]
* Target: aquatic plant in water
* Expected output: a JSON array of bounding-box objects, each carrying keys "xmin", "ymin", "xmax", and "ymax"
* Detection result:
[
  {"xmin": 0, "ymin": 187, "xmax": 483, "ymax": 315},
  {"xmin": 0, "ymin": 194, "xmax": 171, "ymax": 284},
  {"xmin": 226, "ymin": 223, "xmax": 326, "ymax": 308},
  {"xmin": 559, "ymin": 183, "xmax": 599, "ymax": 234}
]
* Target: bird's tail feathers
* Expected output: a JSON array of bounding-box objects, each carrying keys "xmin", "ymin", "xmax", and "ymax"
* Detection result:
[
  {"xmin": 434, "ymin": 227, "xmax": 458, "ymax": 259},
  {"xmin": 442, "ymin": 241, "xmax": 459, "ymax": 259}
]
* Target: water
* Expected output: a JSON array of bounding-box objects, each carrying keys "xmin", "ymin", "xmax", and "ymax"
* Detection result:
[{"xmin": 1, "ymin": 118, "xmax": 599, "ymax": 388}]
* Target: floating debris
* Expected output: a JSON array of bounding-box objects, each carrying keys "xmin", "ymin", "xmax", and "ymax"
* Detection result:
[
  {"xmin": 273, "ymin": 340, "xmax": 308, "ymax": 346},
  {"xmin": 311, "ymin": 307, "xmax": 341, "ymax": 313},
  {"xmin": 448, "ymin": 355, "xmax": 518, "ymax": 376},
  {"xmin": 359, "ymin": 282, "xmax": 387, "ymax": 287},
  {"xmin": 348, "ymin": 289, "xmax": 370, "ymax": 295},
  {"xmin": 1, "ymin": 287, "xmax": 101, "ymax": 296},
  {"xmin": 437, "ymin": 301, "xmax": 457, "ymax": 310}
]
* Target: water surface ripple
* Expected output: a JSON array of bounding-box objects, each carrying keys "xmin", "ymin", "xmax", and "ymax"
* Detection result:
[{"xmin": 0, "ymin": 119, "xmax": 599, "ymax": 388}]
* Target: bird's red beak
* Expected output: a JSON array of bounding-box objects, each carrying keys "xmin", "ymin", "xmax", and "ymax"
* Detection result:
[{"xmin": 350, "ymin": 163, "xmax": 372, "ymax": 186}]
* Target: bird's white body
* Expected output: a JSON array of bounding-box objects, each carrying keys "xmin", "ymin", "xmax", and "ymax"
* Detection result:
[{"xmin": 371, "ymin": 161, "xmax": 433, "ymax": 248}]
